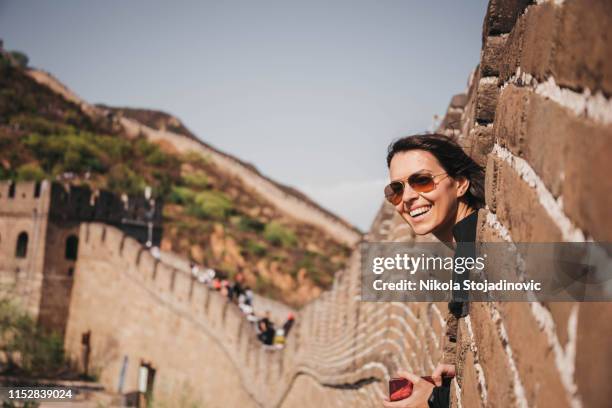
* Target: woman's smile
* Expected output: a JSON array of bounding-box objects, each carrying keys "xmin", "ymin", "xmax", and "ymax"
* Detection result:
[{"xmin": 408, "ymin": 204, "xmax": 433, "ymax": 219}]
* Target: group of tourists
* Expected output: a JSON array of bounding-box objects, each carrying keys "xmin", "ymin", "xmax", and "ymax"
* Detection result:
[
  {"xmin": 255, "ymin": 311, "xmax": 295, "ymax": 349},
  {"xmin": 188, "ymin": 263, "xmax": 296, "ymax": 349}
]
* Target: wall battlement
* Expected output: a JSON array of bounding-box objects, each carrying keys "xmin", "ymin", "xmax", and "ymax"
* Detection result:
[{"xmin": 0, "ymin": 180, "xmax": 163, "ymax": 246}]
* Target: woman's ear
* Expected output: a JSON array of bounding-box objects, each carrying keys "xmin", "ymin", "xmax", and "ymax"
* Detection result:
[{"xmin": 455, "ymin": 176, "xmax": 470, "ymax": 198}]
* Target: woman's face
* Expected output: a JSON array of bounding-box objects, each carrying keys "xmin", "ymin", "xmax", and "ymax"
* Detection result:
[{"xmin": 388, "ymin": 149, "xmax": 462, "ymax": 236}]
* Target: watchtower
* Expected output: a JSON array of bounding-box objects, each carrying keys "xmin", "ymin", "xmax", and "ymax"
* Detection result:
[{"xmin": 0, "ymin": 180, "xmax": 163, "ymax": 336}]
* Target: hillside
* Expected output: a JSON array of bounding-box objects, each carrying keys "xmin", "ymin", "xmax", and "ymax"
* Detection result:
[{"xmin": 0, "ymin": 50, "xmax": 356, "ymax": 307}]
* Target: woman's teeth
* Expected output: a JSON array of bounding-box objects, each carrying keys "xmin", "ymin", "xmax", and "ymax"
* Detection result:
[{"xmin": 409, "ymin": 205, "xmax": 432, "ymax": 217}]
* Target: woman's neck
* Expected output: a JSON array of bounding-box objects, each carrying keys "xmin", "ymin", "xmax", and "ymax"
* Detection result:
[{"xmin": 433, "ymin": 201, "xmax": 474, "ymax": 247}]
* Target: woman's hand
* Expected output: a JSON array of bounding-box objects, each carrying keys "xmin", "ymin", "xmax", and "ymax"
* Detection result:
[
  {"xmin": 382, "ymin": 372, "xmax": 434, "ymax": 408},
  {"xmin": 431, "ymin": 363, "xmax": 455, "ymax": 386}
]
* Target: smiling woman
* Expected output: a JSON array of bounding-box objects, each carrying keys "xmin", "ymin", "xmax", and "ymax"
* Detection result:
[
  {"xmin": 381, "ymin": 133, "xmax": 485, "ymax": 408},
  {"xmin": 385, "ymin": 134, "xmax": 484, "ymax": 242}
]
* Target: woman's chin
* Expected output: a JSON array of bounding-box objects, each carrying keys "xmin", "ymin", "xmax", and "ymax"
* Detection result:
[
  {"xmin": 413, "ymin": 226, "xmax": 434, "ymax": 236},
  {"xmin": 404, "ymin": 218, "xmax": 435, "ymax": 236}
]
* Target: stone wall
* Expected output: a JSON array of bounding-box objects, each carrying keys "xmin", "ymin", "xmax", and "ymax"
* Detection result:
[
  {"xmin": 449, "ymin": 1, "xmax": 612, "ymax": 407},
  {"xmin": 65, "ymin": 223, "xmax": 260, "ymax": 407},
  {"xmin": 65, "ymin": 222, "xmax": 446, "ymax": 407}
]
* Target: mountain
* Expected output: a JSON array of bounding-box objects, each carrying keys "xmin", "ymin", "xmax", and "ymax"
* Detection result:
[{"xmin": 0, "ymin": 49, "xmax": 361, "ymax": 307}]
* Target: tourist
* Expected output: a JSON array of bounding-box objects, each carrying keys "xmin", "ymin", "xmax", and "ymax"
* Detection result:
[
  {"xmin": 273, "ymin": 328, "xmax": 285, "ymax": 349},
  {"xmin": 257, "ymin": 311, "xmax": 275, "ymax": 345},
  {"xmin": 190, "ymin": 262, "xmax": 199, "ymax": 278},
  {"xmin": 244, "ymin": 286, "xmax": 253, "ymax": 306},
  {"xmin": 381, "ymin": 134, "xmax": 484, "ymax": 408},
  {"xmin": 282, "ymin": 312, "xmax": 295, "ymax": 337}
]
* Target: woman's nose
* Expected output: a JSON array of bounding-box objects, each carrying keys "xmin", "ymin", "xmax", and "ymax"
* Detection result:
[{"xmin": 401, "ymin": 181, "xmax": 419, "ymax": 203}]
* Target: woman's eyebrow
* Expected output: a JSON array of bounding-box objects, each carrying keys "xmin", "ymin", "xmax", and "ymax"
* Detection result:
[{"xmin": 390, "ymin": 169, "xmax": 432, "ymax": 182}]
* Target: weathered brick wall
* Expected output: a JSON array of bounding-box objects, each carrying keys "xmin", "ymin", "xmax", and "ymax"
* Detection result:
[{"xmin": 455, "ymin": 1, "xmax": 611, "ymax": 407}]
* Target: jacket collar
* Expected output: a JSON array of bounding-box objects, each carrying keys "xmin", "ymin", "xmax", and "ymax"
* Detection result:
[{"xmin": 452, "ymin": 210, "xmax": 478, "ymax": 243}]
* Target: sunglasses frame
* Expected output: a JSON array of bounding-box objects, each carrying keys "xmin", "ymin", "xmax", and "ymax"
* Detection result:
[{"xmin": 385, "ymin": 171, "xmax": 449, "ymax": 205}]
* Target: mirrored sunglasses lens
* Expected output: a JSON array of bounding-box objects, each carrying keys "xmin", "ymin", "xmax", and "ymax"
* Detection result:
[
  {"xmin": 408, "ymin": 174, "xmax": 435, "ymax": 192},
  {"xmin": 384, "ymin": 182, "xmax": 404, "ymax": 204}
]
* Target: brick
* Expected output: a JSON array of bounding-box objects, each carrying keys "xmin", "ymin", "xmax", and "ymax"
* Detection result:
[
  {"xmin": 544, "ymin": 302, "xmax": 575, "ymax": 348},
  {"xmin": 574, "ymin": 303, "xmax": 612, "ymax": 408},
  {"xmin": 439, "ymin": 108, "xmax": 463, "ymax": 134},
  {"xmin": 476, "ymin": 215, "xmax": 507, "ymax": 243},
  {"xmin": 482, "ymin": 0, "xmax": 531, "ymax": 37},
  {"xmin": 458, "ymin": 349, "xmax": 484, "ymax": 408},
  {"xmin": 553, "ymin": 0, "xmax": 612, "ymax": 96},
  {"xmin": 475, "ymin": 80, "xmax": 499, "ymax": 124},
  {"xmin": 496, "ymin": 84, "xmax": 569, "ymax": 197},
  {"xmin": 470, "ymin": 124, "xmax": 494, "ymax": 166},
  {"xmin": 493, "ymin": 85, "xmax": 528, "ymax": 157},
  {"xmin": 498, "ymin": 4, "xmax": 558, "ymax": 83},
  {"xmin": 480, "ymin": 35, "xmax": 507, "ymax": 77},
  {"xmin": 484, "ymin": 155, "xmax": 499, "ymax": 213},
  {"xmin": 498, "ymin": 303, "xmax": 571, "ymax": 408},
  {"xmin": 491, "ymin": 156, "xmax": 564, "ymax": 242},
  {"xmin": 467, "ymin": 303, "xmax": 514, "ymax": 407},
  {"xmin": 519, "ymin": 4, "xmax": 557, "ymax": 81},
  {"xmin": 495, "ymin": 84, "xmax": 612, "ymax": 241},
  {"xmin": 561, "ymin": 120, "xmax": 612, "ymax": 241},
  {"xmin": 450, "ymin": 93, "xmax": 468, "ymax": 109}
]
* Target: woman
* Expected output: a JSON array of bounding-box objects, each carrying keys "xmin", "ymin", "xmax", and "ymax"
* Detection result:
[{"xmin": 381, "ymin": 134, "xmax": 485, "ymax": 408}]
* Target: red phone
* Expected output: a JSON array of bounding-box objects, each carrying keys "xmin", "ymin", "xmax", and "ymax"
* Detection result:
[
  {"xmin": 388, "ymin": 376, "xmax": 442, "ymax": 401},
  {"xmin": 389, "ymin": 377, "xmax": 413, "ymax": 401}
]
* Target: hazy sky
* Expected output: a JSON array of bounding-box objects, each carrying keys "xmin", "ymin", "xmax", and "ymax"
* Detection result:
[{"xmin": 0, "ymin": 0, "xmax": 488, "ymax": 231}]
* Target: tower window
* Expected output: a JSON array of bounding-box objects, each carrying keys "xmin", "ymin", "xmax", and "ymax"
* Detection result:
[
  {"xmin": 65, "ymin": 235, "xmax": 79, "ymax": 260},
  {"xmin": 16, "ymin": 232, "xmax": 28, "ymax": 258}
]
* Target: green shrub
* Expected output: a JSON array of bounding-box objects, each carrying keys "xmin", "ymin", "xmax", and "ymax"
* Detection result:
[
  {"xmin": 0, "ymin": 298, "xmax": 66, "ymax": 377},
  {"xmin": 182, "ymin": 171, "xmax": 209, "ymax": 189},
  {"xmin": 168, "ymin": 186, "xmax": 196, "ymax": 205},
  {"xmin": 237, "ymin": 216, "xmax": 265, "ymax": 233},
  {"xmin": 23, "ymin": 131, "xmax": 109, "ymax": 174},
  {"xmin": 107, "ymin": 164, "xmax": 145, "ymax": 195},
  {"xmin": 245, "ymin": 239, "xmax": 267, "ymax": 257},
  {"xmin": 144, "ymin": 148, "xmax": 169, "ymax": 166},
  {"xmin": 16, "ymin": 163, "xmax": 45, "ymax": 181},
  {"xmin": 306, "ymin": 266, "xmax": 332, "ymax": 287},
  {"xmin": 188, "ymin": 191, "xmax": 233, "ymax": 219},
  {"xmin": 96, "ymin": 134, "xmax": 132, "ymax": 161},
  {"xmin": 263, "ymin": 222, "xmax": 297, "ymax": 247},
  {"xmin": 182, "ymin": 151, "xmax": 209, "ymax": 166},
  {"xmin": 9, "ymin": 114, "xmax": 74, "ymax": 135}
]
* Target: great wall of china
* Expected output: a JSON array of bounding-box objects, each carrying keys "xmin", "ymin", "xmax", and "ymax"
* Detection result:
[{"xmin": 2, "ymin": 0, "xmax": 611, "ymax": 407}]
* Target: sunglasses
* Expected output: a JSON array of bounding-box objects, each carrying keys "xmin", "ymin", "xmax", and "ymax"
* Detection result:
[{"xmin": 384, "ymin": 171, "xmax": 448, "ymax": 205}]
